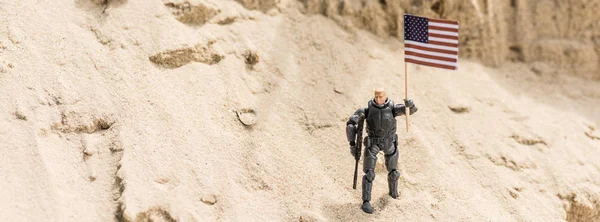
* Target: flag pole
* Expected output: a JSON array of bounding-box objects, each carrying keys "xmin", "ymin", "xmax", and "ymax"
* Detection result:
[{"xmin": 405, "ymin": 62, "xmax": 409, "ymax": 132}]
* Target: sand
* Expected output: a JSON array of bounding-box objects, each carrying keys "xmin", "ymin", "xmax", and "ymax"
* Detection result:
[{"xmin": 1, "ymin": 0, "xmax": 599, "ymax": 221}]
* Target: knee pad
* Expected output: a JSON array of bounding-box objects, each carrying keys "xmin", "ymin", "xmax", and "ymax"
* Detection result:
[
  {"xmin": 388, "ymin": 170, "xmax": 400, "ymax": 181},
  {"xmin": 365, "ymin": 169, "xmax": 375, "ymax": 182}
]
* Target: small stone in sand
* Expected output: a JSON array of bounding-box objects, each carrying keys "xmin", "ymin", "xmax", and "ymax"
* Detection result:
[
  {"xmin": 448, "ymin": 105, "xmax": 470, "ymax": 113},
  {"xmin": 201, "ymin": 194, "xmax": 217, "ymax": 205},
  {"xmin": 236, "ymin": 108, "xmax": 257, "ymax": 126}
]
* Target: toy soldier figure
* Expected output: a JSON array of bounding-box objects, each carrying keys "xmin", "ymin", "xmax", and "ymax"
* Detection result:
[{"xmin": 345, "ymin": 88, "xmax": 418, "ymax": 214}]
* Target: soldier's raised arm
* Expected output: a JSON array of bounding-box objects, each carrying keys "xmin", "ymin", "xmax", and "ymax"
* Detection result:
[{"xmin": 392, "ymin": 99, "xmax": 418, "ymax": 117}]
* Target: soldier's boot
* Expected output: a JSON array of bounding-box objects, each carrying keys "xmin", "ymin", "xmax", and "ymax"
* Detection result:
[
  {"xmin": 361, "ymin": 169, "xmax": 375, "ymax": 214},
  {"xmin": 361, "ymin": 201, "xmax": 373, "ymax": 214},
  {"xmin": 388, "ymin": 169, "xmax": 400, "ymax": 199}
]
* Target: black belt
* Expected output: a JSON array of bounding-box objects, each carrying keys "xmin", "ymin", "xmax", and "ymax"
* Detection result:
[{"xmin": 367, "ymin": 137, "xmax": 392, "ymax": 143}]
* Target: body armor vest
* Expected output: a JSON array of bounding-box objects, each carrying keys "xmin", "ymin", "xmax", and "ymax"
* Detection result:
[{"xmin": 365, "ymin": 99, "xmax": 396, "ymax": 138}]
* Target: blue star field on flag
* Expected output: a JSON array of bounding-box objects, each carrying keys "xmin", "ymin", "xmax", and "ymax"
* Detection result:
[{"xmin": 404, "ymin": 15, "xmax": 428, "ymax": 43}]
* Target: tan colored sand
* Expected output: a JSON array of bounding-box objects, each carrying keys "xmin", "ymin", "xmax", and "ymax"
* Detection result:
[{"xmin": 1, "ymin": 0, "xmax": 599, "ymax": 221}]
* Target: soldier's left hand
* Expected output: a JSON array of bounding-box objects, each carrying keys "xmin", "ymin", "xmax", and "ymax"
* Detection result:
[
  {"xmin": 349, "ymin": 142, "xmax": 358, "ymax": 158},
  {"xmin": 404, "ymin": 99, "xmax": 414, "ymax": 107}
]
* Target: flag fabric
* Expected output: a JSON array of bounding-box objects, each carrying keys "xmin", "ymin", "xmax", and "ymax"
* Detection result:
[{"xmin": 404, "ymin": 14, "xmax": 459, "ymax": 70}]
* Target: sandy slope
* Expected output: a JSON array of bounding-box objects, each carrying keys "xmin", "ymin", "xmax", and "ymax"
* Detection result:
[{"xmin": 1, "ymin": 0, "xmax": 599, "ymax": 221}]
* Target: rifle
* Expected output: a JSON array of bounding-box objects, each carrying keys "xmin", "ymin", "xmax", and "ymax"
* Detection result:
[{"xmin": 352, "ymin": 113, "xmax": 365, "ymax": 190}]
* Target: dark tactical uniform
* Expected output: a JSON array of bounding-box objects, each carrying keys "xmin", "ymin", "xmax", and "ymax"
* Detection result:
[{"xmin": 346, "ymin": 98, "xmax": 417, "ymax": 212}]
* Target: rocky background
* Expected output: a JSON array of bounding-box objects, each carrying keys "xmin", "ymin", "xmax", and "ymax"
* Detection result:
[{"xmin": 291, "ymin": 0, "xmax": 600, "ymax": 79}]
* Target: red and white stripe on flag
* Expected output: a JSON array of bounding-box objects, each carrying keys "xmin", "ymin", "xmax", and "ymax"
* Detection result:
[{"xmin": 404, "ymin": 14, "xmax": 459, "ymax": 70}]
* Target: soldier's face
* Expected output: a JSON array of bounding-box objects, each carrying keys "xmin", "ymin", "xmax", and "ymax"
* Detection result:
[{"xmin": 375, "ymin": 91, "xmax": 386, "ymax": 105}]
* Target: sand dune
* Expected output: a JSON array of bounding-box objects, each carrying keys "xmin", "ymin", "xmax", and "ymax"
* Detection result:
[{"xmin": 1, "ymin": 0, "xmax": 599, "ymax": 221}]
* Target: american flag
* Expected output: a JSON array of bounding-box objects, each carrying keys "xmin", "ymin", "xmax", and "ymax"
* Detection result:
[{"xmin": 404, "ymin": 14, "xmax": 459, "ymax": 70}]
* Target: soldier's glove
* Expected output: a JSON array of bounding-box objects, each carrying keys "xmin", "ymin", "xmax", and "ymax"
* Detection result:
[
  {"xmin": 404, "ymin": 99, "xmax": 414, "ymax": 108},
  {"xmin": 349, "ymin": 141, "xmax": 357, "ymax": 158}
]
